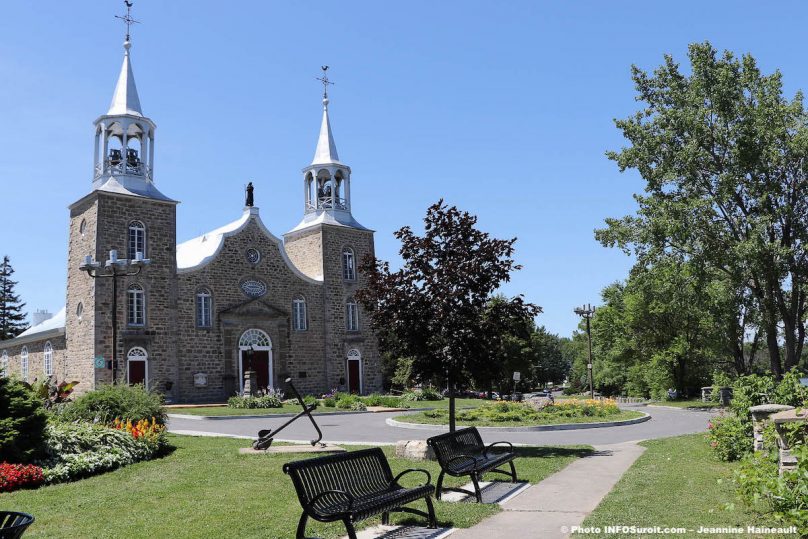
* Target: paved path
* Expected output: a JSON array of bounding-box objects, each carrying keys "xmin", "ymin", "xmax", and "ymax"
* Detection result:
[
  {"xmin": 168, "ymin": 405, "xmax": 714, "ymax": 446},
  {"xmin": 450, "ymin": 441, "xmax": 646, "ymax": 539}
]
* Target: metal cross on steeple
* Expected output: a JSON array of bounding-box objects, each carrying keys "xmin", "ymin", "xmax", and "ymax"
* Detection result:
[
  {"xmin": 316, "ymin": 66, "xmax": 334, "ymax": 100},
  {"xmin": 115, "ymin": 1, "xmax": 140, "ymax": 41}
]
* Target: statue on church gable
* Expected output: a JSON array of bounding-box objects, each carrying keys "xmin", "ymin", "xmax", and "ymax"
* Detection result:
[{"xmin": 245, "ymin": 182, "xmax": 254, "ymax": 207}]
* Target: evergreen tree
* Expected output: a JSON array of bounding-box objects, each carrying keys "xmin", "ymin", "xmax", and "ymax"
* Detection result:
[{"xmin": 0, "ymin": 256, "xmax": 28, "ymax": 340}]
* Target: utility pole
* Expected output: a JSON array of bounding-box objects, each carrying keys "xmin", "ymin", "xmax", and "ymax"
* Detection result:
[{"xmin": 574, "ymin": 304, "xmax": 596, "ymax": 399}]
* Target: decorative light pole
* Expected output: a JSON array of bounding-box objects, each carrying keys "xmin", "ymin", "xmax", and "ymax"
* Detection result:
[
  {"xmin": 574, "ymin": 304, "xmax": 596, "ymax": 399},
  {"xmin": 79, "ymin": 250, "xmax": 150, "ymax": 384}
]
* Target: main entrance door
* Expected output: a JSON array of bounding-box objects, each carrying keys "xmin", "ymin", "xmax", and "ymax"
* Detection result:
[
  {"xmin": 241, "ymin": 350, "xmax": 270, "ymax": 391},
  {"xmin": 238, "ymin": 329, "xmax": 273, "ymax": 394},
  {"xmin": 127, "ymin": 347, "xmax": 148, "ymax": 389}
]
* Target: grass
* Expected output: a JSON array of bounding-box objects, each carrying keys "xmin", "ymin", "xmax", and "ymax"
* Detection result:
[
  {"xmin": 2, "ymin": 434, "xmax": 592, "ymax": 539},
  {"xmin": 575, "ymin": 434, "xmax": 794, "ymax": 538},
  {"xmin": 648, "ymin": 399, "xmax": 723, "ymax": 409},
  {"xmin": 169, "ymin": 398, "xmax": 487, "ymax": 417},
  {"xmin": 395, "ymin": 409, "xmax": 645, "ymax": 427}
]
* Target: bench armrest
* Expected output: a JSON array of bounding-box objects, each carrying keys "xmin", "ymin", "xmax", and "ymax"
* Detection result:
[
  {"xmin": 483, "ymin": 441, "xmax": 514, "ymax": 458},
  {"xmin": 446, "ymin": 454, "xmax": 479, "ymax": 472},
  {"xmin": 392, "ymin": 468, "xmax": 432, "ymax": 488},
  {"xmin": 307, "ymin": 489, "xmax": 355, "ymax": 513}
]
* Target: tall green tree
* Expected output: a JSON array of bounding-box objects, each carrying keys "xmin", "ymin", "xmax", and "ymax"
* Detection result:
[
  {"xmin": 598, "ymin": 42, "xmax": 808, "ymax": 378},
  {"xmin": 0, "ymin": 255, "xmax": 27, "ymax": 340},
  {"xmin": 357, "ymin": 200, "xmax": 540, "ymax": 431}
]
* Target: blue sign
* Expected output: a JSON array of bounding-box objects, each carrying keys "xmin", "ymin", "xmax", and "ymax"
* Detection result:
[{"xmin": 94, "ymin": 356, "xmax": 105, "ymax": 369}]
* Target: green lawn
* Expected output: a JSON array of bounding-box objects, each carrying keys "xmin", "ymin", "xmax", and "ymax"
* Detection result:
[
  {"xmin": 169, "ymin": 398, "xmax": 486, "ymax": 417},
  {"xmin": 2, "ymin": 434, "xmax": 591, "ymax": 539},
  {"xmin": 648, "ymin": 399, "xmax": 723, "ymax": 409},
  {"xmin": 576, "ymin": 434, "xmax": 796, "ymax": 538},
  {"xmin": 394, "ymin": 409, "xmax": 645, "ymax": 427}
]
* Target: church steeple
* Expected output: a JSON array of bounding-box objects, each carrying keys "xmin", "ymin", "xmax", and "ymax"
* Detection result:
[
  {"xmin": 292, "ymin": 67, "xmax": 365, "ymax": 232},
  {"xmin": 90, "ymin": 24, "xmax": 168, "ymax": 200}
]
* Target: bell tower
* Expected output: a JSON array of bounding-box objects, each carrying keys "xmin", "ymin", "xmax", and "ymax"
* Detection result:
[{"xmin": 65, "ymin": 4, "xmax": 178, "ymax": 395}]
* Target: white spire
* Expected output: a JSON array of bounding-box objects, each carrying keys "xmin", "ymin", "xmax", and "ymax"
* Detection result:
[
  {"xmin": 107, "ymin": 40, "xmax": 143, "ymax": 117},
  {"xmin": 311, "ymin": 97, "xmax": 340, "ymax": 165}
]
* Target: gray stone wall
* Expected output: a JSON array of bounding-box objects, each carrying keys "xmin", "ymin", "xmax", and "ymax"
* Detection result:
[
  {"xmin": 93, "ymin": 193, "xmax": 179, "ymax": 398},
  {"xmin": 65, "ymin": 196, "xmax": 100, "ymax": 394},
  {"xmin": 319, "ymin": 224, "xmax": 382, "ymax": 394},
  {"xmin": 177, "ymin": 216, "xmax": 325, "ymax": 401},
  {"xmin": 0, "ymin": 335, "xmax": 67, "ymax": 384},
  {"xmin": 284, "ymin": 227, "xmax": 323, "ymax": 280}
]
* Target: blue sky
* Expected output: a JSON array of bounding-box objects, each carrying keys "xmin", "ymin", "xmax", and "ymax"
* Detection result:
[{"xmin": 1, "ymin": 1, "xmax": 807, "ymax": 337}]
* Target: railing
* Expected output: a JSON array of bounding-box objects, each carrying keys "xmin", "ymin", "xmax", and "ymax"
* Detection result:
[
  {"xmin": 94, "ymin": 161, "xmax": 152, "ymax": 181},
  {"xmin": 306, "ymin": 196, "xmax": 348, "ymax": 212}
]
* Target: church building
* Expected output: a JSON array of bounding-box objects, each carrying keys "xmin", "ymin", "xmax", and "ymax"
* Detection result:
[{"xmin": 0, "ymin": 33, "xmax": 381, "ymax": 402}]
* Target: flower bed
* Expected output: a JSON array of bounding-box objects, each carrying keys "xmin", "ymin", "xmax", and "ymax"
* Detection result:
[
  {"xmin": 0, "ymin": 462, "xmax": 44, "ymax": 492},
  {"xmin": 397, "ymin": 399, "xmax": 640, "ymax": 427}
]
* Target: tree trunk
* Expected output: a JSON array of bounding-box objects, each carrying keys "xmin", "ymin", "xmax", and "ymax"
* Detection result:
[{"xmin": 764, "ymin": 322, "xmax": 782, "ymax": 379}]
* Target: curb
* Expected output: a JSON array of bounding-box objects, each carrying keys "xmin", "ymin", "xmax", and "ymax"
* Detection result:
[
  {"xmin": 384, "ymin": 411, "xmax": 651, "ymax": 432},
  {"xmin": 168, "ymin": 407, "xmax": 432, "ymax": 421}
]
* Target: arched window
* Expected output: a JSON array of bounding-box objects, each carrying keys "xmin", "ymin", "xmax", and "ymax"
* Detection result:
[
  {"xmin": 128, "ymin": 284, "xmax": 145, "ymax": 326},
  {"xmin": 0, "ymin": 350, "xmax": 8, "ymax": 377},
  {"xmin": 346, "ymin": 298, "xmax": 359, "ymax": 332},
  {"xmin": 20, "ymin": 346, "xmax": 29, "ymax": 382},
  {"xmin": 43, "ymin": 341, "xmax": 54, "ymax": 376},
  {"xmin": 128, "ymin": 220, "xmax": 146, "ymax": 260},
  {"xmin": 196, "ymin": 288, "xmax": 212, "ymax": 328},
  {"xmin": 292, "ymin": 296, "xmax": 307, "ymax": 331},
  {"xmin": 342, "ymin": 247, "xmax": 356, "ymax": 281}
]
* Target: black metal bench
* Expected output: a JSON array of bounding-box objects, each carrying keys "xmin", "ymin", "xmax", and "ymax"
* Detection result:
[
  {"xmin": 427, "ymin": 427, "xmax": 518, "ymax": 503},
  {"xmin": 283, "ymin": 447, "xmax": 437, "ymax": 539},
  {"xmin": 0, "ymin": 512, "xmax": 34, "ymax": 539}
]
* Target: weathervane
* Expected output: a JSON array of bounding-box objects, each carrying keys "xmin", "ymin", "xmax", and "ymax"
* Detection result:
[
  {"xmin": 115, "ymin": 1, "xmax": 140, "ymax": 42},
  {"xmin": 316, "ymin": 66, "xmax": 334, "ymax": 100}
]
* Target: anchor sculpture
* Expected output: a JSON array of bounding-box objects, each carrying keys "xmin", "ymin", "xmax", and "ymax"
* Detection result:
[{"xmin": 253, "ymin": 377, "xmax": 324, "ymax": 450}]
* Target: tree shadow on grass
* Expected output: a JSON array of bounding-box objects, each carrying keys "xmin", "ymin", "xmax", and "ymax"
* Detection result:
[{"xmin": 513, "ymin": 446, "xmax": 594, "ymax": 459}]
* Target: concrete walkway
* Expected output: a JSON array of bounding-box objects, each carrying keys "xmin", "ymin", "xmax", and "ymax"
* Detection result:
[{"xmin": 449, "ymin": 441, "xmax": 646, "ymax": 539}]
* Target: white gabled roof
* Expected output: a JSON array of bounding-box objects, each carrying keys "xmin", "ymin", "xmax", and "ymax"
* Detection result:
[
  {"xmin": 17, "ymin": 306, "xmax": 66, "ymax": 338},
  {"xmin": 176, "ymin": 207, "xmax": 322, "ymax": 283}
]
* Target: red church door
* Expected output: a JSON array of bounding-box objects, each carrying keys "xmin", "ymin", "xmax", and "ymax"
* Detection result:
[
  {"xmin": 129, "ymin": 360, "xmax": 146, "ymax": 387},
  {"xmin": 347, "ymin": 359, "xmax": 361, "ymax": 394},
  {"xmin": 242, "ymin": 350, "xmax": 270, "ymax": 391}
]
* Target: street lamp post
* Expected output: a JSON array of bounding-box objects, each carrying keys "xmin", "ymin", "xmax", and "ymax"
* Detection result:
[
  {"xmin": 574, "ymin": 303, "xmax": 596, "ymax": 399},
  {"xmin": 80, "ymin": 250, "xmax": 150, "ymax": 384}
]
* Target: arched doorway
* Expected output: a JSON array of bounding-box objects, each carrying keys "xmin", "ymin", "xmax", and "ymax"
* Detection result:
[
  {"xmin": 127, "ymin": 347, "xmax": 148, "ymax": 389},
  {"xmin": 346, "ymin": 348, "xmax": 362, "ymax": 394},
  {"xmin": 239, "ymin": 329, "xmax": 273, "ymax": 394}
]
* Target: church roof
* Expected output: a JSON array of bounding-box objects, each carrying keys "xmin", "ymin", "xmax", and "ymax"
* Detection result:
[
  {"xmin": 107, "ymin": 41, "xmax": 143, "ymax": 117},
  {"xmin": 93, "ymin": 176, "xmax": 175, "ymax": 203},
  {"xmin": 311, "ymin": 99, "xmax": 342, "ymax": 166},
  {"xmin": 1, "ymin": 306, "xmax": 67, "ymax": 346}
]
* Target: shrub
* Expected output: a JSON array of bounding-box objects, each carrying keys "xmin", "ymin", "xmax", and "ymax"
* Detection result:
[
  {"xmin": 56, "ymin": 384, "xmax": 166, "ymax": 425},
  {"xmin": 359, "ymin": 394, "xmax": 408, "ymax": 408},
  {"xmin": 335, "ymin": 395, "xmax": 360, "ymax": 409},
  {"xmin": 303, "ymin": 395, "xmax": 317, "ymax": 407},
  {"xmin": 419, "ymin": 387, "xmax": 444, "ymax": 401},
  {"xmin": 350, "ymin": 401, "xmax": 367, "ymax": 411},
  {"xmin": 322, "ymin": 397, "xmax": 336, "ymax": 407},
  {"xmin": 0, "ymin": 376, "xmax": 48, "ymax": 463},
  {"xmin": 227, "ymin": 394, "xmax": 282, "ymax": 409},
  {"xmin": 0, "ymin": 462, "xmax": 45, "ymax": 492},
  {"xmin": 707, "ymin": 414, "xmax": 751, "ymax": 462},
  {"xmin": 39, "ymin": 421, "xmax": 167, "ymax": 484},
  {"xmin": 401, "ymin": 391, "xmax": 422, "ymax": 402},
  {"xmin": 735, "ymin": 444, "xmax": 808, "ymax": 535}
]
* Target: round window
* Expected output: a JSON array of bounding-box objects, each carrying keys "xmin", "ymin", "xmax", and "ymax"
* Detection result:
[
  {"xmin": 240, "ymin": 279, "xmax": 267, "ymax": 298},
  {"xmin": 246, "ymin": 248, "xmax": 261, "ymax": 265}
]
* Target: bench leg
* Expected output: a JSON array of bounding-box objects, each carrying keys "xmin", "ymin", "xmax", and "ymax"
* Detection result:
[
  {"xmin": 381, "ymin": 512, "xmax": 390, "ymax": 525},
  {"xmin": 296, "ymin": 513, "xmax": 308, "ymax": 539},
  {"xmin": 425, "ymin": 495, "xmax": 437, "ymax": 528},
  {"xmin": 471, "ymin": 472, "xmax": 483, "ymax": 503},
  {"xmin": 435, "ymin": 470, "xmax": 446, "ymax": 500},
  {"xmin": 509, "ymin": 460, "xmax": 518, "ymax": 482},
  {"xmin": 343, "ymin": 518, "xmax": 358, "ymax": 539}
]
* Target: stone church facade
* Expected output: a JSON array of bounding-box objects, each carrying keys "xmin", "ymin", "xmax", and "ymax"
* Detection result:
[{"xmin": 0, "ymin": 37, "xmax": 381, "ymax": 402}]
